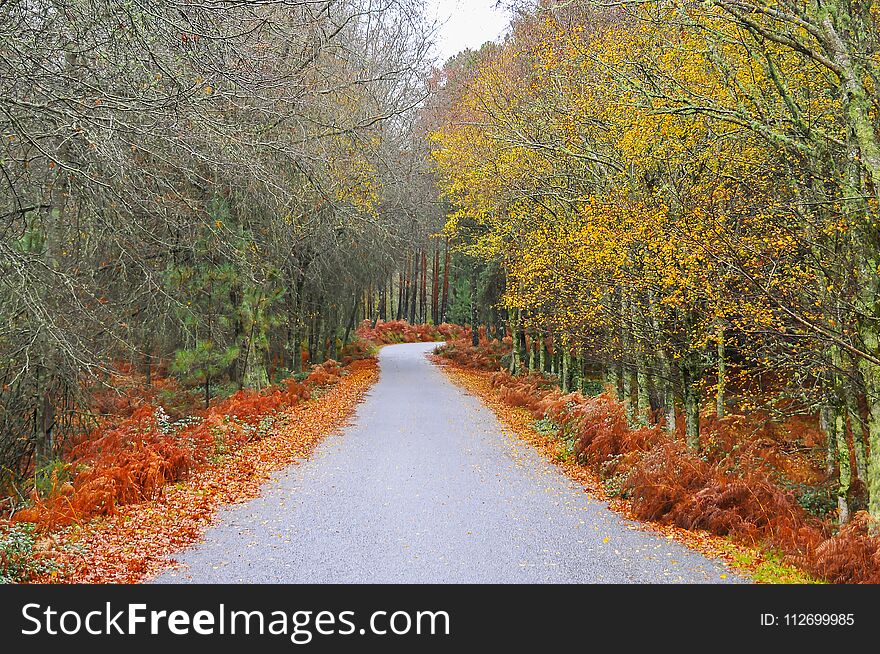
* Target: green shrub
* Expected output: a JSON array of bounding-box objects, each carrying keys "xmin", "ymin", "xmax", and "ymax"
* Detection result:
[
  {"xmin": 532, "ymin": 416, "xmax": 559, "ymax": 436},
  {"xmin": 792, "ymin": 482, "xmax": 837, "ymax": 519},
  {"xmin": 33, "ymin": 459, "xmax": 71, "ymax": 498},
  {"xmin": 0, "ymin": 523, "xmax": 60, "ymax": 583},
  {"xmin": 579, "ymin": 380, "xmax": 605, "ymax": 397}
]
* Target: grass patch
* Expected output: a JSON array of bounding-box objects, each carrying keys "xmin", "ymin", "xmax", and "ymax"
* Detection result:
[{"xmin": 719, "ymin": 542, "xmax": 825, "ymax": 584}]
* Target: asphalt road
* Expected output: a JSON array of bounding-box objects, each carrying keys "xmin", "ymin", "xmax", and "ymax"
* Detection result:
[{"xmin": 154, "ymin": 342, "xmax": 741, "ymax": 583}]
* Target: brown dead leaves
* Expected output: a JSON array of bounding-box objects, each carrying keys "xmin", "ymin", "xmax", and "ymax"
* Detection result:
[
  {"xmin": 33, "ymin": 358, "xmax": 378, "ymax": 583},
  {"xmin": 433, "ymin": 360, "xmax": 765, "ymax": 581}
]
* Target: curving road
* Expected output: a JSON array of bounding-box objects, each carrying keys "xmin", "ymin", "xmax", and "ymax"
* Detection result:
[{"xmin": 154, "ymin": 342, "xmax": 742, "ymax": 584}]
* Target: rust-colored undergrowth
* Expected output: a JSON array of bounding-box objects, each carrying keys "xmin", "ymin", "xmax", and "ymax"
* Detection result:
[
  {"xmin": 22, "ymin": 359, "xmax": 377, "ymax": 583},
  {"xmin": 355, "ymin": 319, "xmax": 469, "ymax": 344},
  {"xmin": 433, "ymin": 339, "xmax": 880, "ymax": 584}
]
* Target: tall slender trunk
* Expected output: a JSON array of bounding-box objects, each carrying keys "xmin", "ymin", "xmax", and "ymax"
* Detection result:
[
  {"xmin": 831, "ymin": 345, "xmax": 862, "ymax": 524},
  {"xmin": 528, "ymin": 332, "xmax": 536, "ymax": 372},
  {"xmin": 308, "ymin": 308, "xmax": 317, "ymax": 366},
  {"xmin": 631, "ymin": 294, "xmax": 649, "ymax": 424},
  {"xmin": 34, "ymin": 373, "xmax": 56, "ymax": 469},
  {"xmin": 510, "ymin": 310, "xmax": 525, "ymax": 375},
  {"xmin": 646, "ymin": 291, "xmax": 675, "ymax": 432},
  {"xmin": 285, "ymin": 268, "xmax": 302, "ymax": 374},
  {"xmin": 316, "ymin": 313, "xmax": 326, "ymax": 364},
  {"xmin": 343, "ymin": 291, "xmax": 360, "ymax": 345},
  {"xmin": 291, "ymin": 281, "xmax": 304, "ymax": 375},
  {"xmin": 431, "ymin": 246, "xmax": 440, "ymax": 324},
  {"xmin": 603, "ymin": 363, "xmax": 615, "ymax": 396},
  {"xmin": 620, "ymin": 293, "xmax": 633, "ymax": 423},
  {"xmin": 378, "ymin": 282, "xmax": 386, "ymax": 323},
  {"xmin": 579, "ymin": 346, "xmax": 588, "ymax": 393},
  {"xmin": 843, "ymin": 377, "xmax": 868, "ymax": 483},
  {"xmin": 388, "ymin": 274, "xmax": 394, "ymax": 322},
  {"xmin": 441, "ymin": 236, "xmax": 450, "ymax": 323},
  {"xmin": 538, "ymin": 334, "xmax": 546, "ymax": 372},
  {"xmin": 835, "ymin": 404, "xmax": 852, "ymax": 525},
  {"xmin": 509, "ymin": 312, "xmax": 519, "ymax": 375},
  {"xmin": 396, "ymin": 267, "xmax": 404, "ymax": 321},
  {"xmin": 859, "ymin": 356, "xmax": 880, "ymax": 532},
  {"xmin": 470, "ymin": 262, "xmax": 479, "ymax": 347},
  {"xmin": 561, "ymin": 335, "xmax": 571, "ymax": 393},
  {"xmin": 836, "ymin": 27, "xmax": 880, "ymax": 528},
  {"xmin": 242, "ymin": 292, "xmax": 270, "ymax": 390},
  {"xmin": 402, "ymin": 256, "xmax": 410, "ymax": 321},
  {"xmin": 665, "ymin": 372, "xmax": 677, "ymax": 434},
  {"xmin": 682, "ymin": 363, "xmax": 701, "ymax": 452},
  {"xmin": 636, "ymin": 363, "xmax": 650, "ymax": 426},
  {"xmin": 409, "ymin": 252, "xmax": 419, "ymax": 325},
  {"xmin": 419, "ymin": 250, "xmax": 427, "ymax": 324}
]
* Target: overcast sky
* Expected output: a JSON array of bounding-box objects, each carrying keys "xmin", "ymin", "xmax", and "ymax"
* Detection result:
[{"xmin": 423, "ymin": 0, "xmax": 511, "ymax": 64}]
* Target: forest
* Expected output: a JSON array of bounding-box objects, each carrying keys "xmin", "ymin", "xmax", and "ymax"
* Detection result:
[
  {"xmin": 3, "ymin": 0, "xmax": 880, "ymax": 584},
  {"xmin": 430, "ymin": 0, "xmax": 880, "ymax": 581},
  {"xmin": 0, "ymin": 0, "xmax": 451, "ymax": 481}
]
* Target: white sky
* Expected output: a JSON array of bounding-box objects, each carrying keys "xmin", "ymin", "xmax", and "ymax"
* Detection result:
[{"xmin": 423, "ymin": 0, "xmax": 511, "ymax": 64}]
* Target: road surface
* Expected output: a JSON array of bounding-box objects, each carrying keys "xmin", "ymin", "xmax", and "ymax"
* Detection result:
[{"xmin": 154, "ymin": 342, "xmax": 741, "ymax": 583}]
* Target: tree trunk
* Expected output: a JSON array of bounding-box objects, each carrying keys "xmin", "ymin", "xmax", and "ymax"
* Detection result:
[
  {"xmin": 579, "ymin": 347, "xmax": 588, "ymax": 393},
  {"xmin": 615, "ymin": 360, "xmax": 624, "ymax": 401},
  {"xmin": 432, "ymin": 246, "xmax": 440, "ymax": 324},
  {"xmin": 343, "ymin": 291, "xmax": 360, "ymax": 345},
  {"xmin": 860, "ymin": 359, "xmax": 880, "ymax": 532},
  {"xmin": 636, "ymin": 362, "xmax": 650, "ymax": 426},
  {"xmin": 316, "ymin": 313, "xmax": 326, "ymax": 364},
  {"xmin": 34, "ymin": 385, "xmax": 56, "ymax": 469},
  {"xmin": 470, "ymin": 262, "xmax": 479, "ymax": 347},
  {"xmin": 845, "ymin": 384, "xmax": 868, "ymax": 483},
  {"xmin": 396, "ymin": 267, "xmax": 404, "ymax": 321},
  {"xmin": 409, "ymin": 252, "xmax": 419, "ymax": 325},
  {"xmin": 620, "ymin": 293, "xmax": 633, "ymax": 423},
  {"xmin": 528, "ymin": 333, "xmax": 536, "ymax": 372},
  {"xmin": 441, "ymin": 236, "xmax": 450, "ymax": 322},
  {"xmin": 378, "ymin": 281, "xmax": 386, "ymax": 322},
  {"xmin": 621, "ymin": 366, "xmax": 633, "ymax": 423},
  {"xmin": 561, "ymin": 336, "xmax": 571, "ymax": 393},
  {"xmin": 510, "ymin": 310, "xmax": 525, "ymax": 375},
  {"xmin": 665, "ymin": 373, "xmax": 677, "ymax": 435},
  {"xmin": 682, "ymin": 363, "xmax": 701, "ymax": 452},
  {"xmin": 387, "ymin": 274, "xmax": 393, "ymax": 322},
  {"xmin": 285, "ymin": 269, "xmax": 303, "ymax": 375},
  {"xmin": 420, "ymin": 250, "xmax": 427, "ymax": 324},
  {"xmin": 242, "ymin": 293, "xmax": 270, "ymax": 390},
  {"xmin": 538, "ymin": 334, "xmax": 546, "ymax": 372},
  {"xmin": 509, "ymin": 313, "xmax": 519, "ymax": 375},
  {"xmin": 835, "ymin": 405, "xmax": 852, "ymax": 525},
  {"xmin": 308, "ymin": 309, "xmax": 318, "ymax": 366}
]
